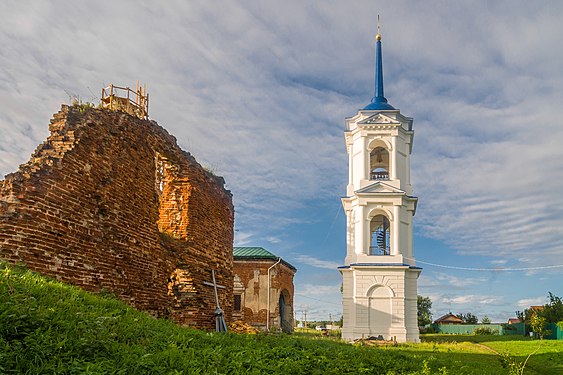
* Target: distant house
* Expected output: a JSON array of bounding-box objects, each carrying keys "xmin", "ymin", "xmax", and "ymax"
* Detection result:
[
  {"xmin": 434, "ymin": 313, "xmax": 464, "ymax": 325},
  {"xmin": 232, "ymin": 247, "xmax": 296, "ymax": 332},
  {"xmin": 507, "ymin": 318, "xmax": 521, "ymax": 324}
]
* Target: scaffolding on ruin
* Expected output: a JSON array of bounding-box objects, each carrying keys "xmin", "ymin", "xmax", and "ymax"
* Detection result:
[{"xmin": 101, "ymin": 81, "xmax": 149, "ymax": 119}]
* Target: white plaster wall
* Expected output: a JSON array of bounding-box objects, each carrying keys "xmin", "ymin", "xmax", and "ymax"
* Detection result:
[{"xmin": 341, "ymin": 267, "xmax": 420, "ymax": 342}]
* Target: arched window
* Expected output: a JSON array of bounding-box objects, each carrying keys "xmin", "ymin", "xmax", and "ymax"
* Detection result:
[
  {"xmin": 370, "ymin": 215, "xmax": 390, "ymax": 255},
  {"xmin": 370, "ymin": 147, "xmax": 389, "ymax": 180}
]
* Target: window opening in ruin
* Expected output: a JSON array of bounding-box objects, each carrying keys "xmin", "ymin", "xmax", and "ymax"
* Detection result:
[
  {"xmin": 155, "ymin": 153, "xmax": 188, "ymax": 239},
  {"xmin": 234, "ymin": 294, "xmax": 242, "ymax": 312},
  {"xmin": 370, "ymin": 214, "xmax": 390, "ymax": 255},
  {"xmin": 370, "ymin": 147, "xmax": 389, "ymax": 180}
]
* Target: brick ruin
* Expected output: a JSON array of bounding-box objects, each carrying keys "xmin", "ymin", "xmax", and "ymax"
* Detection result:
[{"xmin": 0, "ymin": 105, "xmax": 234, "ymax": 329}]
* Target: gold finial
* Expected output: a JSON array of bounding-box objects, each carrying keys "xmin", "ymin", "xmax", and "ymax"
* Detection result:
[{"xmin": 376, "ymin": 15, "xmax": 382, "ymax": 41}]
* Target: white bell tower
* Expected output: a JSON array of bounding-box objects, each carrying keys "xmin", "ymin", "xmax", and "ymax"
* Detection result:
[{"xmin": 340, "ymin": 22, "xmax": 421, "ymax": 343}]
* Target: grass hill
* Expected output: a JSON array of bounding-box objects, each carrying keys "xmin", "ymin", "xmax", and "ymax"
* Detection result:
[
  {"xmin": 0, "ymin": 261, "xmax": 426, "ymax": 374},
  {"xmin": 2, "ymin": 261, "xmax": 562, "ymax": 374}
]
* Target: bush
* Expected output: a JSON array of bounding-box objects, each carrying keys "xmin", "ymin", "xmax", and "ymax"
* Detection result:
[
  {"xmin": 474, "ymin": 327, "xmax": 498, "ymax": 335},
  {"xmin": 420, "ymin": 325, "xmax": 438, "ymax": 334}
]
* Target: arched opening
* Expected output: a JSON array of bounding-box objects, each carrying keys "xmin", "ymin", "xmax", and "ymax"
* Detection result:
[
  {"xmin": 367, "ymin": 285, "xmax": 394, "ymax": 335},
  {"xmin": 370, "ymin": 147, "xmax": 389, "ymax": 180},
  {"xmin": 279, "ymin": 289, "xmax": 292, "ymax": 333},
  {"xmin": 370, "ymin": 214, "xmax": 390, "ymax": 255}
]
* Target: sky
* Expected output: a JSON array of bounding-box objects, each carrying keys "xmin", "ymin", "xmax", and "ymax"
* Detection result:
[{"xmin": 1, "ymin": 1, "xmax": 562, "ymax": 323}]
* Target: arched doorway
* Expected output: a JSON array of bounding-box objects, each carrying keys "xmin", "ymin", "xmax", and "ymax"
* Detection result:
[
  {"xmin": 367, "ymin": 285, "xmax": 394, "ymax": 336},
  {"xmin": 279, "ymin": 289, "xmax": 292, "ymax": 333}
]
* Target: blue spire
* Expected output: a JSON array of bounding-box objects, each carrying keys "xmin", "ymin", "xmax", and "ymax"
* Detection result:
[{"xmin": 364, "ymin": 19, "xmax": 395, "ymax": 111}]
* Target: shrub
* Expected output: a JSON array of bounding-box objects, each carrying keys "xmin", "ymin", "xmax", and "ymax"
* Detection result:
[{"xmin": 474, "ymin": 326, "xmax": 498, "ymax": 335}]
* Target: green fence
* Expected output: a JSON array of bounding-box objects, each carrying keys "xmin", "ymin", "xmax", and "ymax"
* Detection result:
[
  {"xmin": 504, "ymin": 322, "xmax": 525, "ymax": 335},
  {"xmin": 431, "ymin": 324, "xmax": 504, "ymax": 335},
  {"xmin": 429, "ymin": 322, "xmax": 562, "ymax": 339},
  {"xmin": 546, "ymin": 323, "xmax": 563, "ymax": 340}
]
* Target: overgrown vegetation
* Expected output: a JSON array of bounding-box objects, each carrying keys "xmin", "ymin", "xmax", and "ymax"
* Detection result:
[
  {"xmin": 2, "ymin": 262, "xmax": 562, "ymax": 374},
  {"xmin": 71, "ymin": 97, "xmax": 95, "ymax": 110},
  {"xmin": 474, "ymin": 327, "xmax": 498, "ymax": 336}
]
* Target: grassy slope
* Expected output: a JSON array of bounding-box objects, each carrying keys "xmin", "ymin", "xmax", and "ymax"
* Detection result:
[
  {"xmin": 421, "ymin": 334, "xmax": 563, "ymax": 374},
  {"xmin": 1, "ymin": 262, "xmax": 561, "ymax": 374}
]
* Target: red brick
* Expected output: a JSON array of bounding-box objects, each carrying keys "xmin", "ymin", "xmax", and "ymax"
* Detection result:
[{"xmin": 0, "ymin": 105, "xmax": 234, "ymax": 329}]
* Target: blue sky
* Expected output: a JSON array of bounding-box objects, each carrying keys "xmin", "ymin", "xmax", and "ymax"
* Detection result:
[{"xmin": 1, "ymin": 1, "xmax": 562, "ymax": 323}]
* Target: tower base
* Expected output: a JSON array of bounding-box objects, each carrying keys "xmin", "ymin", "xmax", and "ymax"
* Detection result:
[{"xmin": 340, "ymin": 264, "xmax": 421, "ymax": 343}]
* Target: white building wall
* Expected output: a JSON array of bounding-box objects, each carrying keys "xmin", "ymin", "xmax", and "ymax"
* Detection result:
[{"xmin": 341, "ymin": 267, "xmax": 419, "ymax": 342}]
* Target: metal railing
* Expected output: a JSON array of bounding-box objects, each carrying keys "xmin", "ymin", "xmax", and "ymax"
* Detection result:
[
  {"xmin": 370, "ymin": 171, "xmax": 389, "ymax": 180},
  {"xmin": 101, "ymin": 82, "xmax": 149, "ymax": 119},
  {"xmin": 369, "ymin": 246, "xmax": 390, "ymax": 256}
]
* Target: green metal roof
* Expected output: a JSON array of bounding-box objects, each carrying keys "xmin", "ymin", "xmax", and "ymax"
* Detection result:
[
  {"xmin": 233, "ymin": 247, "xmax": 297, "ymax": 272},
  {"xmin": 233, "ymin": 247, "xmax": 277, "ymax": 259}
]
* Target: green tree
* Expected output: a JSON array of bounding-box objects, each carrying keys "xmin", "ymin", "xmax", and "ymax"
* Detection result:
[
  {"xmin": 481, "ymin": 315, "xmax": 491, "ymax": 324},
  {"xmin": 456, "ymin": 312, "xmax": 478, "ymax": 324},
  {"xmin": 530, "ymin": 314, "xmax": 550, "ymax": 340},
  {"xmin": 541, "ymin": 292, "xmax": 563, "ymax": 323},
  {"xmin": 417, "ymin": 295, "xmax": 432, "ymax": 326}
]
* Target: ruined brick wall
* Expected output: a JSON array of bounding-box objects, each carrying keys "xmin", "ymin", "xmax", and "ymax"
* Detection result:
[
  {"xmin": 233, "ymin": 259, "xmax": 295, "ymax": 332},
  {"xmin": 0, "ymin": 105, "xmax": 234, "ymax": 329}
]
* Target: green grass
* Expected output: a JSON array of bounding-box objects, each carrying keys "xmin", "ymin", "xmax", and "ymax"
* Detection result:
[
  {"xmin": 2, "ymin": 262, "xmax": 562, "ymax": 374},
  {"xmin": 421, "ymin": 334, "xmax": 563, "ymax": 374}
]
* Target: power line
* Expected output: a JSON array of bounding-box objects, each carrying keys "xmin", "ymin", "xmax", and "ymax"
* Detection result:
[
  {"xmin": 404, "ymin": 257, "xmax": 563, "ymax": 272},
  {"xmin": 295, "ymin": 293, "xmax": 341, "ymax": 306},
  {"xmin": 320, "ymin": 203, "xmax": 342, "ymax": 247}
]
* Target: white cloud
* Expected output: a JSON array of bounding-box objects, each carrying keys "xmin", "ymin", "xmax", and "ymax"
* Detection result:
[
  {"xmin": 435, "ymin": 273, "xmax": 484, "ymax": 288},
  {"xmin": 516, "ymin": 297, "xmax": 546, "ymax": 309},
  {"xmin": 3, "ymin": 2, "xmax": 563, "ymax": 265},
  {"xmin": 297, "ymin": 283, "xmax": 340, "ymax": 297},
  {"xmin": 2, "ymin": 1, "xmax": 563, "ymax": 323},
  {"xmin": 293, "ymin": 255, "xmax": 341, "ymax": 270},
  {"xmin": 442, "ymin": 295, "xmax": 501, "ymax": 306},
  {"xmin": 233, "ymin": 231, "xmax": 255, "ymax": 246},
  {"xmin": 266, "ymin": 236, "xmax": 282, "ymax": 244}
]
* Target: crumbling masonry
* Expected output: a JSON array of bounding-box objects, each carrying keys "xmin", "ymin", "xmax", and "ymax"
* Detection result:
[{"xmin": 0, "ymin": 105, "xmax": 234, "ymax": 329}]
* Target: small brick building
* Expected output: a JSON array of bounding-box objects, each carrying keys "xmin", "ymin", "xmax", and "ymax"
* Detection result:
[
  {"xmin": 0, "ymin": 105, "xmax": 234, "ymax": 329},
  {"xmin": 233, "ymin": 247, "xmax": 296, "ymax": 332}
]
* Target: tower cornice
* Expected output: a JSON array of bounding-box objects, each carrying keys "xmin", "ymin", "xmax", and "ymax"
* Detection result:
[{"xmin": 345, "ymin": 111, "xmax": 413, "ymax": 132}]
